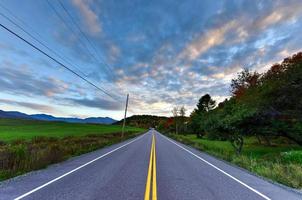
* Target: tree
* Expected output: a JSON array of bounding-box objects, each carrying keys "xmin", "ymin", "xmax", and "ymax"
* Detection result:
[
  {"xmin": 215, "ymin": 101, "xmax": 257, "ymax": 154},
  {"xmin": 196, "ymin": 94, "xmax": 216, "ymax": 113},
  {"xmin": 231, "ymin": 69, "xmax": 260, "ymax": 99},
  {"xmin": 260, "ymin": 52, "xmax": 302, "ymax": 145},
  {"xmin": 189, "ymin": 94, "xmax": 216, "ymax": 138},
  {"xmin": 177, "ymin": 52, "xmax": 302, "ymax": 151},
  {"xmin": 188, "ymin": 109, "xmax": 202, "ymax": 136},
  {"xmin": 179, "ymin": 106, "xmax": 186, "ymax": 118},
  {"xmin": 179, "ymin": 106, "xmax": 187, "ymax": 133},
  {"xmin": 172, "ymin": 107, "xmax": 179, "ymax": 134}
]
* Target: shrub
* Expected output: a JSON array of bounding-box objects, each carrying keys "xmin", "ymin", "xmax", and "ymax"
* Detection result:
[{"xmin": 281, "ymin": 151, "xmax": 302, "ymax": 164}]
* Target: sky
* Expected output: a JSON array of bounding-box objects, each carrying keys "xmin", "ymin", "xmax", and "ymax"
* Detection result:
[{"xmin": 0, "ymin": 0, "xmax": 301, "ymax": 120}]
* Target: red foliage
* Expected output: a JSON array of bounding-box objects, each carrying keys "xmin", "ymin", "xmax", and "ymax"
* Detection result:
[
  {"xmin": 164, "ymin": 118, "xmax": 174, "ymax": 129},
  {"xmin": 283, "ymin": 52, "xmax": 302, "ymax": 66},
  {"xmin": 263, "ymin": 52, "xmax": 302, "ymax": 80},
  {"xmin": 231, "ymin": 70, "xmax": 260, "ymax": 99}
]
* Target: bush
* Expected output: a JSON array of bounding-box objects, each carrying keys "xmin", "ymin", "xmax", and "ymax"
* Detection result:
[{"xmin": 281, "ymin": 151, "xmax": 302, "ymax": 164}]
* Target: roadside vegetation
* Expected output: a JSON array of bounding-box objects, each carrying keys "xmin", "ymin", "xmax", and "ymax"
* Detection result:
[
  {"xmin": 0, "ymin": 118, "xmax": 145, "ymax": 180},
  {"xmin": 159, "ymin": 52, "xmax": 302, "ymax": 189},
  {"xmin": 169, "ymin": 134, "xmax": 302, "ymax": 189}
]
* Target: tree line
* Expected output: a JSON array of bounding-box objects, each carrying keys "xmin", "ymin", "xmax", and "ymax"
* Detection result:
[
  {"xmin": 164, "ymin": 52, "xmax": 302, "ymax": 154},
  {"xmin": 118, "ymin": 52, "xmax": 301, "ymax": 154},
  {"xmin": 114, "ymin": 115, "xmax": 169, "ymax": 129},
  {"xmin": 190, "ymin": 52, "xmax": 302, "ymax": 153}
]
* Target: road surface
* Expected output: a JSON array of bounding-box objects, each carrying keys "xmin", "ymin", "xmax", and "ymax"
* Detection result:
[{"xmin": 0, "ymin": 130, "xmax": 301, "ymax": 200}]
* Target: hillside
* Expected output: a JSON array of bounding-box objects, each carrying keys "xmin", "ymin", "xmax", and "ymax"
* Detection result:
[{"xmin": 114, "ymin": 115, "xmax": 169, "ymax": 128}]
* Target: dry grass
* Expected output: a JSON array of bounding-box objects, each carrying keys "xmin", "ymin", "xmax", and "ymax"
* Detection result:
[{"xmin": 0, "ymin": 131, "xmax": 142, "ymax": 181}]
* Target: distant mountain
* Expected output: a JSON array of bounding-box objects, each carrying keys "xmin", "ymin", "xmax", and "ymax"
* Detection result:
[
  {"xmin": 0, "ymin": 110, "xmax": 32, "ymax": 119},
  {"xmin": 30, "ymin": 114, "xmax": 60, "ymax": 121},
  {"xmin": 30, "ymin": 114, "xmax": 83, "ymax": 123},
  {"xmin": 84, "ymin": 117, "xmax": 116, "ymax": 124},
  {"xmin": 0, "ymin": 110, "xmax": 117, "ymax": 124}
]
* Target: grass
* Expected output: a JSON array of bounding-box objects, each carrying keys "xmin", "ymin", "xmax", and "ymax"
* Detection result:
[
  {"xmin": 0, "ymin": 118, "xmax": 144, "ymax": 141},
  {"xmin": 168, "ymin": 134, "xmax": 302, "ymax": 189},
  {"xmin": 0, "ymin": 118, "xmax": 146, "ymax": 181}
]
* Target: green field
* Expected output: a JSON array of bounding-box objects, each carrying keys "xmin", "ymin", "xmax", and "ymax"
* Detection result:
[
  {"xmin": 170, "ymin": 134, "xmax": 302, "ymax": 189},
  {"xmin": 0, "ymin": 118, "xmax": 145, "ymax": 141},
  {"xmin": 0, "ymin": 118, "xmax": 145, "ymax": 180}
]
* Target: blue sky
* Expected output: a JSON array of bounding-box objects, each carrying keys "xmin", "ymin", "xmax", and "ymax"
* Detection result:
[{"xmin": 0, "ymin": 0, "xmax": 301, "ymax": 120}]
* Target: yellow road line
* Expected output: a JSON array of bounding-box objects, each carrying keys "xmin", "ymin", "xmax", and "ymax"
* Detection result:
[
  {"xmin": 152, "ymin": 134, "xmax": 157, "ymax": 200},
  {"xmin": 144, "ymin": 133, "xmax": 157, "ymax": 200},
  {"xmin": 144, "ymin": 134, "xmax": 154, "ymax": 200}
]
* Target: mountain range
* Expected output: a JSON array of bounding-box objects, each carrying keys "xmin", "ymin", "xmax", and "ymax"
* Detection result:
[{"xmin": 0, "ymin": 110, "xmax": 117, "ymax": 124}]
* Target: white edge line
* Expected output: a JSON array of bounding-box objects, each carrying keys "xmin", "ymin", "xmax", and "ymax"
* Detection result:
[
  {"xmin": 14, "ymin": 133, "xmax": 146, "ymax": 200},
  {"xmin": 158, "ymin": 133, "xmax": 271, "ymax": 200}
]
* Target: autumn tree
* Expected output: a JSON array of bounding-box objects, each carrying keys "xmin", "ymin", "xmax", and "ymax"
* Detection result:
[{"xmin": 231, "ymin": 69, "xmax": 260, "ymax": 99}]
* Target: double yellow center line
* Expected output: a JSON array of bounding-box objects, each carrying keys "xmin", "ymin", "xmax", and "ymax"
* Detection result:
[{"xmin": 144, "ymin": 133, "xmax": 157, "ymax": 200}]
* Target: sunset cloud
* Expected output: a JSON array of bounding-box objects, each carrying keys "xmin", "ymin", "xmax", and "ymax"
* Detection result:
[
  {"xmin": 71, "ymin": 0, "xmax": 102, "ymax": 35},
  {"xmin": 179, "ymin": 20, "xmax": 237, "ymax": 61}
]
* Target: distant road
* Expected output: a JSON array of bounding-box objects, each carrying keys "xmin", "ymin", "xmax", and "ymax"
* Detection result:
[{"xmin": 0, "ymin": 130, "xmax": 301, "ymax": 200}]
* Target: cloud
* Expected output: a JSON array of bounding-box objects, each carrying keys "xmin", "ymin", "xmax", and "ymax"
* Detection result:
[
  {"xmin": 255, "ymin": 2, "xmax": 302, "ymax": 30},
  {"xmin": 177, "ymin": 1, "xmax": 302, "ymax": 64},
  {"xmin": 108, "ymin": 43, "xmax": 121, "ymax": 62},
  {"xmin": 178, "ymin": 20, "xmax": 237, "ymax": 61},
  {"xmin": 0, "ymin": 99, "xmax": 56, "ymax": 113},
  {"xmin": 0, "ymin": 42, "xmax": 30, "ymax": 57},
  {"xmin": 65, "ymin": 97, "xmax": 123, "ymax": 110},
  {"xmin": 0, "ymin": 61, "xmax": 124, "ymax": 112},
  {"xmin": 0, "ymin": 61, "xmax": 69, "ymax": 97},
  {"xmin": 110, "ymin": 0, "xmax": 302, "ymax": 116},
  {"xmin": 2, "ymin": 0, "xmax": 302, "ymax": 118},
  {"xmin": 71, "ymin": 0, "xmax": 102, "ymax": 35}
]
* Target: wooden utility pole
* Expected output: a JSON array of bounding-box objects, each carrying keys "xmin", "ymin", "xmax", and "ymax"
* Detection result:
[{"xmin": 122, "ymin": 94, "xmax": 129, "ymax": 138}]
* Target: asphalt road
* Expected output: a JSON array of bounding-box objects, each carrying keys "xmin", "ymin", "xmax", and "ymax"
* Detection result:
[{"xmin": 0, "ymin": 130, "xmax": 301, "ymax": 200}]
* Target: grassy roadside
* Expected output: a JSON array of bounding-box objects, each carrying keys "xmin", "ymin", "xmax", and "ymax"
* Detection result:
[
  {"xmin": 0, "ymin": 118, "xmax": 145, "ymax": 181},
  {"xmin": 167, "ymin": 134, "xmax": 302, "ymax": 189}
]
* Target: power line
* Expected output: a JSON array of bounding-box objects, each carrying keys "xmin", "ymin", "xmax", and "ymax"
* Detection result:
[
  {"xmin": 0, "ymin": 4, "xmax": 124, "ymax": 102},
  {"xmin": 57, "ymin": 0, "xmax": 116, "ymax": 79},
  {"xmin": 0, "ymin": 22, "xmax": 120, "ymax": 101},
  {"xmin": 54, "ymin": 0, "xmax": 125, "ymax": 100},
  {"xmin": 46, "ymin": 0, "xmax": 118, "ymax": 84},
  {"xmin": 0, "ymin": 11, "xmax": 87, "ymax": 77},
  {"xmin": 0, "ymin": 3, "xmax": 44, "ymax": 44},
  {"xmin": 45, "ymin": 0, "xmax": 100, "ymax": 65},
  {"xmin": 45, "ymin": 0, "xmax": 124, "ymax": 100}
]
